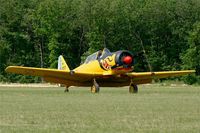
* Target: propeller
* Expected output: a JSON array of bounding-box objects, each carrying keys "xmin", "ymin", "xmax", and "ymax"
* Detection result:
[{"xmin": 123, "ymin": 56, "xmax": 133, "ymax": 64}]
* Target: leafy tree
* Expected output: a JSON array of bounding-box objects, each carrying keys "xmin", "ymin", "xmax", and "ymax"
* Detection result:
[
  {"xmin": 0, "ymin": 0, "xmax": 200, "ymax": 84},
  {"xmin": 181, "ymin": 22, "xmax": 200, "ymax": 84}
]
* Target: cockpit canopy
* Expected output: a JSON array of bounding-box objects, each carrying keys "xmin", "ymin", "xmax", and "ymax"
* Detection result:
[{"xmin": 84, "ymin": 48, "xmax": 112, "ymax": 64}]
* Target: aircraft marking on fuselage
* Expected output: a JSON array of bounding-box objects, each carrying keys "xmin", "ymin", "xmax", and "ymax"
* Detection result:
[{"xmin": 99, "ymin": 55, "xmax": 114, "ymax": 71}]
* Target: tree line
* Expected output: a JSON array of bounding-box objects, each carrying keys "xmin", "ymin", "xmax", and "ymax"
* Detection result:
[{"xmin": 0, "ymin": 0, "xmax": 200, "ymax": 84}]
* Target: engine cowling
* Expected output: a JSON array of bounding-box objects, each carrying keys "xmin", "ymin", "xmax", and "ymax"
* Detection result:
[{"xmin": 114, "ymin": 50, "xmax": 134, "ymax": 68}]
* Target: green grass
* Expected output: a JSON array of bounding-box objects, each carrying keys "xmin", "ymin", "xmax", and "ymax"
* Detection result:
[{"xmin": 1, "ymin": 85, "xmax": 200, "ymax": 133}]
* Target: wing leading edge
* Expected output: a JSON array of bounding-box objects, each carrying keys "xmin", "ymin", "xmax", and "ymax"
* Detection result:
[
  {"xmin": 5, "ymin": 66, "xmax": 102, "ymax": 82},
  {"xmin": 126, "ymin": 70, "xmax": 195, "ymax": 81}
]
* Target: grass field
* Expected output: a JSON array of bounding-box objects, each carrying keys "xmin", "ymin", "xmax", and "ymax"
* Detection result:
[{"xmin": 1, "ymin": 84, "xmax": 200, "ymax": 133}]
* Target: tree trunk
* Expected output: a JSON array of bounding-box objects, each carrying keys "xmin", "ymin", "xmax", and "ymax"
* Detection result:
[{"xmin": 39, "ymin": 36, "xmax": 44, "ymax": 82}]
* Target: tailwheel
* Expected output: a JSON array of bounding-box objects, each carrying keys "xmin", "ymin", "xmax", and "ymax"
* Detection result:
[
  {"xmin": 129, "ymin": 84, "xmax": 138, "ymax": 93},
  {"xmin": 91, "ymin": 79, "xmax": 100, "ymax": 93},
  {"xmin": 64, "ymin": 86, "xmax": 69, "ymax": 92}
]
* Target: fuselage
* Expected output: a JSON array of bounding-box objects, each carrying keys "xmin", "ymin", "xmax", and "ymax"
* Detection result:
[
  {"xmin": 74, "ymin": 49, "xmax": 134, "ymax": 74},
  {"xmin": 71, "ymin": 48, "xmax": 137, "ymax": 87}
]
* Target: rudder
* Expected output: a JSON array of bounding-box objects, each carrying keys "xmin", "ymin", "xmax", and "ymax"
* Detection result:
[{"xmin": 58, "ymin": 55, "xmax": 70, "ymax": 71}]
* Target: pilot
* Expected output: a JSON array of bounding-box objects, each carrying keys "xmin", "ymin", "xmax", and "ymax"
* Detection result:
[{"xmin": 97, "ymin": 50, "xmax": 103, "ymax": 59}]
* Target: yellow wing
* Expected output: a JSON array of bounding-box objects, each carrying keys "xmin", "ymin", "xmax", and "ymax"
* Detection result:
[
  {"xmin": 5, "ymin": 66, "xmax": 102, "ymax": 83},
  {"xmin": 126, "ymin": 70, "xmax": 195, "ymax": 81}
]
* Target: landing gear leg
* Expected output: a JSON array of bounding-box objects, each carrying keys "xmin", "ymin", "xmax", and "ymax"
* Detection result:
[
  {"xmin": 91, "ymin": 79, "xmax": 100, "ymax": 93},
  {"xmin": 129, "ymin": 84, "xmax": 138, "ymax": 93},
  {"xmin": 64, "ymin": 86, "xmax": 69, "ymax": 92}
]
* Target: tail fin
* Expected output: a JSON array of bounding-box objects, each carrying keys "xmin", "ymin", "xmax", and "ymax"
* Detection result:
[{"xmin": 58, "ymin": 55, "xmax": 70, "ymax": 71}]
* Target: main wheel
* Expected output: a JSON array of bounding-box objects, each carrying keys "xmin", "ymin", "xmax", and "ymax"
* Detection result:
[
  {"xmin": 91, "ymin": 79, "xmax": 100, "ymax": 93},
  {"xmin": 129, "ymin": 84, "xmax": 138, "ymax": 93}
]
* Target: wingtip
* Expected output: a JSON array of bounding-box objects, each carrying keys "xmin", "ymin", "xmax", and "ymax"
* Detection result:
[
  {"xmin": 5, "ymin": 66, "xmax": 18, "ymax": 73},
  {"xmin": 5, "ymin": 66, "xmax": 12, "ymax": 72},
  {"xmin": 189, "ymin": 70, "xmax": 196, "ymax": 73},
  {"xmin": 180, "ymin": 70, "xmax": 196, "ymax": 73}
]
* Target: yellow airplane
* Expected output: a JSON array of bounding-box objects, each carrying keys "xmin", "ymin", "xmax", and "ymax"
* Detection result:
[{"xmin": 5, "ymin": 48, "xmax": 195, "ymax": 93}]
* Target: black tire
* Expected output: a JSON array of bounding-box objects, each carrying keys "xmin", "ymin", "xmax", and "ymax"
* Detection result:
[
  {"xmin": 91, "ymin": 80, "xmax": 100, "ymax": 93},
  {"xmin": 129, "ymin": 84, "xmax": 138, "ymax": 93},
  {"xmin": 64, "ymin": 86, "xmax": 69, "ymax": 92}
]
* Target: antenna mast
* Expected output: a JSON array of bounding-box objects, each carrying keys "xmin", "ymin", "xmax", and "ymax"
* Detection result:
[{"xmin": 139, "ymin": 39, "xmax": 153, "ymax": 72}]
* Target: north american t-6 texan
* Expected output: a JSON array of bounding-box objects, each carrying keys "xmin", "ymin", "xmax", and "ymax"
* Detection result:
[{"xmin": 6, "ymin": 48, "xmax": 195, "ymax": 93}]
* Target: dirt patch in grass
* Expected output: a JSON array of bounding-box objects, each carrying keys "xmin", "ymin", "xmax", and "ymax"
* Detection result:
[{"xmin": 0, "ymin": 83, "xmax": 58, "ymax": 88}]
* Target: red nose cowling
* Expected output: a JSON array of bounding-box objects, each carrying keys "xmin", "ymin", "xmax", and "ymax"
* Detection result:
[{"xmin": 123, "ymin": 56, "xmax": 133, "ymax": 64}]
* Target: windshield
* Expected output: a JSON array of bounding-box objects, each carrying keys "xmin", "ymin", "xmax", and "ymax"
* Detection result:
[
  {"xmin": 100, "ymin": 48, "xmax": 112, "ymax": 59},
  {"xmin": 84, "ymin": 48, "xmax": 112, "ymax": 64},
  {"xmin": 84, "ymin": 51, "xmax": 99, "ymax": 64}
]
